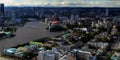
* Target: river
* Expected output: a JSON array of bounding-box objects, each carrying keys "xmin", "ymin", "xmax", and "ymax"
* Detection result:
[{"xmin": 0, "ymin": 21, "xmax": 63, "ymax": 52}]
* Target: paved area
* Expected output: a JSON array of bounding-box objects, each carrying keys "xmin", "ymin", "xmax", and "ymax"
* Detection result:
[{"xmin": 0, "ymin": 21, "xmax": 63, "ymax": 52}]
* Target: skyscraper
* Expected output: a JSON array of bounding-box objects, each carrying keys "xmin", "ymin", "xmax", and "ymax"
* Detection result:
[
  {"xmin": 0, "ymin": 4, "xmax": 4, "ymax": 16},
  {"xmin": 105, "ymin": 9, "xmax": 109, "ymax": 16},
  {"xmin": 0, "ymin": 4, "xmax": 4, "ymax": 26}
]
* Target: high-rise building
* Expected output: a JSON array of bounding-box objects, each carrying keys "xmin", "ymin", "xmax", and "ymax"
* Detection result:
[
  {"xmin": 0, "ymin": 4, "xmax": 4, "ymax": 16},
  {"xmin": 105, "ymin": 9, "xmax": 109, "ymax": 16},
  {"xmin": 0, "ymin": 4, "xmax": 4, "ymax": 24}
]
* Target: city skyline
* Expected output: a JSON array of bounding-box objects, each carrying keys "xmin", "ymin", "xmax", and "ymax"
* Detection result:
[{"xmin": 1, "ymin": 0, "xmax": 120, "ymax": 7}]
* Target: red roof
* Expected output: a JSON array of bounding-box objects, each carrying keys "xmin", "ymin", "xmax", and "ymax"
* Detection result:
[{"xmin": 52, "ymin": 20, "xmax": 59, "ymax": 25}]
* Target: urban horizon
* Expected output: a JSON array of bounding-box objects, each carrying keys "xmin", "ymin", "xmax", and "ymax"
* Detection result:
[{"xmin": 1, "ymin": 1, "xmax": 120, "ymax": 60}]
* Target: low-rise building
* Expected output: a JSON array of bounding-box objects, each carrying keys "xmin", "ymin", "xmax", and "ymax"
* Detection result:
[{"xmin": 111, "ymin": 52, "xmax": 120, "ymax": 60}]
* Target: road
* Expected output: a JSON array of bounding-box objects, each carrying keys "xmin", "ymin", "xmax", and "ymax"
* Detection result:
[{"xmin": 0, "ymin": 21, "xmax": 63, "ymax": 52}]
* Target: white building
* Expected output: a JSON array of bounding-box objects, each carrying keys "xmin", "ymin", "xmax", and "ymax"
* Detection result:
[
  {"xmin": 75, "ymin": 15, "xmax": 79, "ymax": 21},
  {"xmin": 37, "ymin": 49, "xmax": 61, "ymax": 60},
  {"xmin": 95, "ymin": 23, "xmax": 101, "ymax": 28},
  {"xmin": 103, "ymin": 19, "xmax": 112, "ymax": 29},
  {"xmin": 45, "ymin": 18, "xmax": 49, "ymax": 24},
  {"xmin": 37, "ymin": 51, "xmax": 45, "ymax": 60},
  {"xmin": 111, "ymin": 25, "xmax": 118, "ymax": 35},
  {"xmin": 70, "ymin": 14, "xmax": 75, "ymax": 25},
  {"xmin": 91, "ymin": 21, "xmax": 95, "ymax": 27},
  {"xmin": 54, "ymin": 51, "xmax": 61, "ymax": 60},
  {"xmin": 44, "ymin": 53, "xmax": 55, "ymax": 60}
]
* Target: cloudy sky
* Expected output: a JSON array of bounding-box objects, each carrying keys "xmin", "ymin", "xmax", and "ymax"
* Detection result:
[{"xmin": 1, "ymin": 0, "xmax": 120, "ymax": 7}]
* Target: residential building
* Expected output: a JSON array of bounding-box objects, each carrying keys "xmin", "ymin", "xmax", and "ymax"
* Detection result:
[{"xmin": 111, "ymin": 25, "xmax": 118, "ymax": 35}]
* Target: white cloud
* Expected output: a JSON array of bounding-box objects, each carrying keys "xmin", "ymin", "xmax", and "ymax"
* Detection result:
[{"xmin": 1, "ymin": 0, "xmax": 120, "ymax": 7}]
